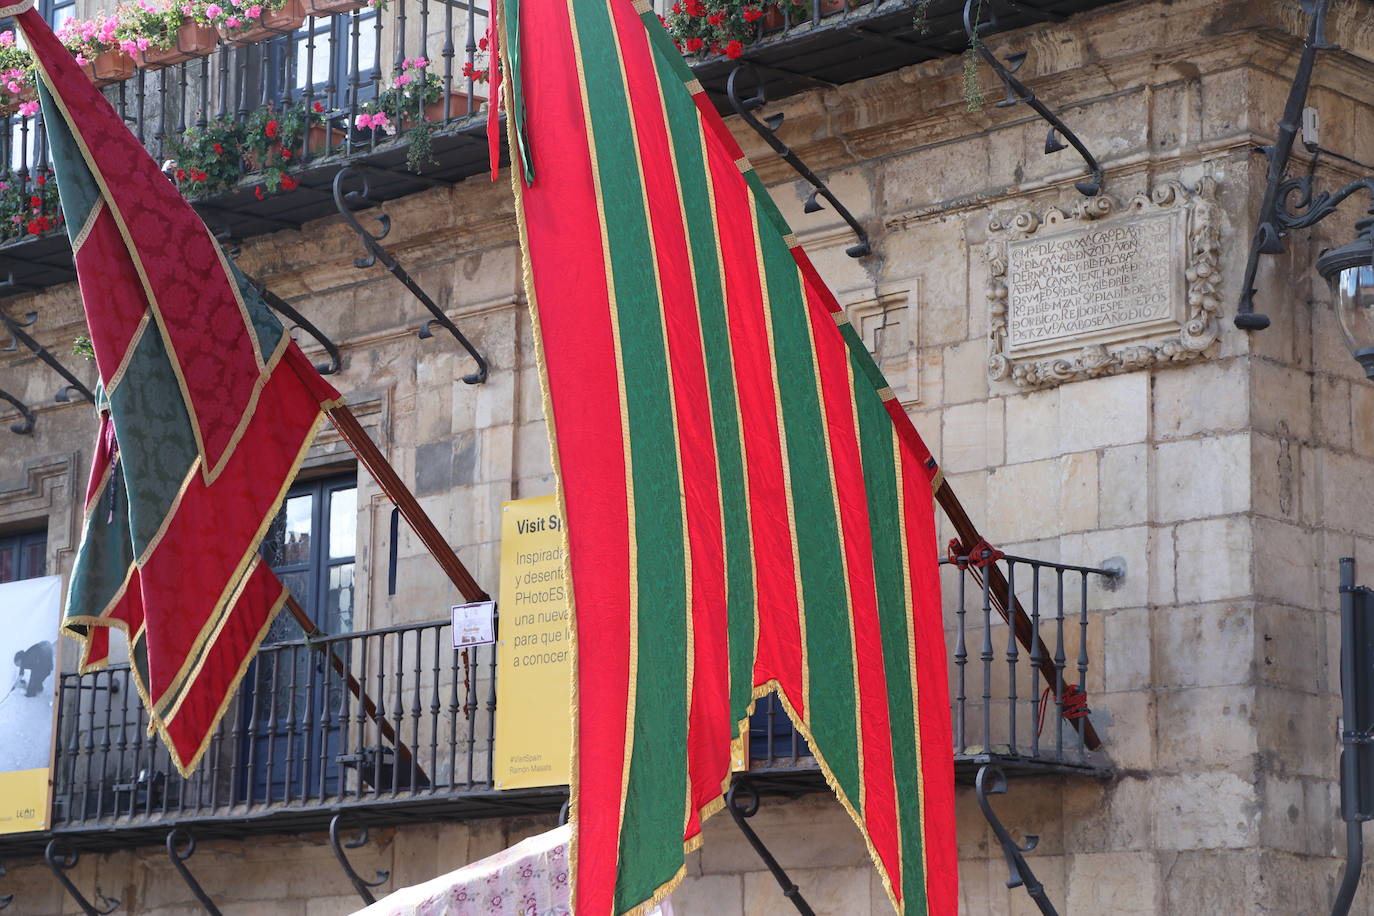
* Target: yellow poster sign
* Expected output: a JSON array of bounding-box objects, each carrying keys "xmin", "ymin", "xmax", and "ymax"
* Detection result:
[{"xmin": 494, "ymin": 494, "xmax": 572, "ymax": 789}]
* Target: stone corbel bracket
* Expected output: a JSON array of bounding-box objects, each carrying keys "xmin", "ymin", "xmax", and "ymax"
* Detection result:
[{"xmin": 986, "ymin": 178, "xmax": 1222, "ymax": 389}]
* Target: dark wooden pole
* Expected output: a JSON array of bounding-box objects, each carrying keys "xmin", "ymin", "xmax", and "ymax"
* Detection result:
[
  {"xmin": 326, "ymin": 404, "xmax": 489, "ymax": 603},
  {"xmin": 936, "ymin": 483, "xmax": 1102, "ymax": 752},
  {"xmin": 283, "ymin": 594, "xmax": 425, "ymax": 782}
]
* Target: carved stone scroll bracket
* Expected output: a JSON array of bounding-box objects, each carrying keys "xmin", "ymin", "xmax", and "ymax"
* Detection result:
[{"xmin": 986, "ymin": 177, "xmax": 1222, "ymax": 389}]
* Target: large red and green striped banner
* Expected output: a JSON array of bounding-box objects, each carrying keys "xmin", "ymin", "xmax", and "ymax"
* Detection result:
[
  {"xmin": 495, "ymin": 0, "xmax": 957, "ymax": 912},
  {"xmin": 15, "ymin": 1, "xmax": 342, "ymax": 776}
]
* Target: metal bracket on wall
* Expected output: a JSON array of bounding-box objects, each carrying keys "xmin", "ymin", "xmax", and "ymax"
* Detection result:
[
  {"xmin": 247, "ymin": 276, "xmax": 343, "ymax": 376},
  {"xmin": 0, "ymin": 387, "xmax": 34, "ymax": 434},
  {"xmin": 1234, "ymin": 0, "xmax": 1340, "ymax": 330},
  {"xmin": 0, "ymin": 302, "xmax": 95, "ymax": 404},
  {"xmin": 975, "ymin": 764, "xmax": 1060, "ymax": 916},
  {"xmin": 725, "ymin": 779, "xmax": 816, "ymax": 916},
  {"xmin": 329, "ymin": 812, "xmax": 392, "ymax": 906},
  {"xmin": 332, "ymin": 165, "xmax": 489, "ymax": 384},
  {"xmin": 962, "ymin": 0, "xmax": 1103, "ymax": 198},
  {"xmin": 726, "ymin": 64, "xmax": 871, "ymax": 259},
  {"xmin": 166, "ymin": 828, "xmax": 222, "ymax": 916},
  {"xmin": 44, "ymin": 839, "xmax": 121, "ymax": 916},
  {"xmin": 0, "ymin": 860, "xmax": 14, "ymax": 909}
]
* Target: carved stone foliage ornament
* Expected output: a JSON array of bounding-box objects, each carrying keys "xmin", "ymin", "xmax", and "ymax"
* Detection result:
[{"xmin": 986, "ymin": 178, "xmax": 1221, "ymax": 388}]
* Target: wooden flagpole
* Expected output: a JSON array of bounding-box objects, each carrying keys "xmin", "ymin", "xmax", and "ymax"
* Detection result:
[
  {"xmin": 326, "ymin": 405, "xmax": 490, "ymax": 604},
  {"xmin": 935, "ymin": 483, "xmax": 1103, "ymax": 751}
]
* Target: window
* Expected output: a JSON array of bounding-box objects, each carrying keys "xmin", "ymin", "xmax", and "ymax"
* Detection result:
[
  {"xmin": 265, "ymin": 10, "xmax": 380, "ymax": 113},
  {"xmin": 242, "ymin": 472, "xmax": 357, "ymax": 802},
  {"xmin": 0, "ymin": 529, "xmax": 46, "ymax": 584}
]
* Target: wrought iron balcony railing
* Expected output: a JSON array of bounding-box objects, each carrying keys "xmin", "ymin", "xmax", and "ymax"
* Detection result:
[
  {"xmin": 0, "ymin": 0, "xmax": 1126, "ymax": 299},
  {"xmin": 0, "ymin": 547, "xmax": 1114, "ymax": 858}
]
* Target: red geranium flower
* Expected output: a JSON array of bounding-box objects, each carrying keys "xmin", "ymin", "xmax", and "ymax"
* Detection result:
[
  {"xmin": 265, "ymin": 120, "xmax": 279, "ymax": 139},
  {"xmin": 35, "ymin": 173, "xmax": 45, "ymax": 185},
  {"xmin": 742, "ymin": 5, "xmax": 762, "ymax": 20},
  {"xmin": 29, "ymin": 195, "xmax": 40, "ymax": 208},
  {"xmin": 707, "ymin": 11, "xmax": 724, "ymax": 24},
  {"xmin": 254, "ymin": 185, "xmax": 264, "ymax": 200},
  {"xmin": 685, "ymin": 36, "xmax": 703, "ymax": 51},
  {"xmin": 313, "ymin": 101, "xmax": 324, "ymax": 113},
  {"xmin": 212, "ymin": 142, "xmax": 223, "ymax": 154},
  {"xmin": 175, "ymin": 168, "xmax": 186, "ymax": 181},
  {"xmin": 281, "ymin": 174, "xmax": 299, "ymax": 190},
  {"xmin": 725, "ymin": 39, "xmax": 743, "ymax": 57}
]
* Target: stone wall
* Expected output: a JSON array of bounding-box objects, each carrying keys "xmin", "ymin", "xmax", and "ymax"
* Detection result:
[{"xmin": 5, "ymin": 0, "xmax": 1374, "ymax": 911}]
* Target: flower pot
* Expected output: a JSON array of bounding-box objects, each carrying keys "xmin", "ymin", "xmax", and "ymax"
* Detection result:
[
  {"xmin": 0, "ymin": 85, "xmax": 36, "ymax": 117},
  {"xmin": 303, "ymin": 0, "xmax": 367, "ymax": 14},
  {"xmin": 135, "ymin": 20, "xmax": 219, "ymax": 69},
  {"xmin": 761, "ymin": 3, "xmax": 786, "ymax": 28},
  {"xmin": 420, "ymin": 89, "xmax": 485, "ymax": 123},
  {"xmin": 219, "ymin": 0, "xmax": 306, "ymax": 46},
  {"xmin": 84, "ymin": 50, "xmax": 136, "ymax": 87},
  {"xmin": 307, "ymin": 120, "xmax": 345, "ymax": 153},
  {"xmin": 818, "ymin": 0, "xmax": 846, "ymax": 14}
]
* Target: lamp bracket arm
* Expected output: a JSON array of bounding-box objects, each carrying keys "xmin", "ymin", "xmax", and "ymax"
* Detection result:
[
  {"xmin": 974, "ymin": 764, "xmax": 1060, "ymax": 916},
  {"xmin": 329, "ymin": 812, "xmax": 391, "ymax": 906},
  {"xmin": 726, "ymin": 65, "xmax": 872, "ymax": 258},
  {"xmin": 962, "ymin": 0, "xmax": 1102, "ymax": 198},
  {"xmin": 0, "ymin": 386, "xmax": 34, "ymax": 435},
  {"xmin": 332, "ymin": 166, "xmax": 489, "ymax": 384}
]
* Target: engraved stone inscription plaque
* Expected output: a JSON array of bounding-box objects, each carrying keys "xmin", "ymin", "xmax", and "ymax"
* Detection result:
[{"xmin": 987, "ymin": 179, "xmax": 1220, "ymax": 388}]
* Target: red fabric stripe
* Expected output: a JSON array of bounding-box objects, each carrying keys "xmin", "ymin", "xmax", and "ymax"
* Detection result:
[
  {"xmin": 700, "ymin": 113, "xmax": 803, "ymax": 714},
  {"xmin": 885, "ymin": 401, "xmax": 937, "ymax": 483},
  {"xmin": 72, "ymin": 209, "xmax": 148, "ymax": 389},
  {"xmin": 899, "ymin": 446, "xmax": 958, "ymax": 912},
  {"xmin": 511, "ymin": 0, "xmax": 632, "ymax": 911},
  {"xmin": 803, "ymin": 281, "xmax": 903, "ymax": 895},
  {"xmin": 608, "ymin": 0, "xmax": 730, "ymax": 844},
  {"xmin": 131, "ymin": 350, "xmax": 322, "ymax": 705},
  {"xmin": 162, "ymin": 563, "xmax": 283, "ymax": 764},
  {"xmin": 23, "ymin": 9, "xmax": 267, "ymax": 474}
]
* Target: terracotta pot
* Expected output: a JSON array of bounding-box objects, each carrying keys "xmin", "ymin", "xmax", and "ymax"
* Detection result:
[
  {"xmin": 303, "ymin": 0, "xmax": 368, "ymax": 15},
  {"xmin": 219, "ymin": 0, "xmax": 306, "ymax": 46},
  {"xmin": 420, "ymin": 89, "xmax": 486, "ymax": 123},
  {"xmin": 0, "ymin": 85, "xmax": 37, "ymax": 117},
  {"xmin": 84, "ymin": 50, "xmax": 136, "ymax": 87},
  {"xmin": 817, "ymin": 0, "xmax": 846, "ymax": 14},
  {"xmin": 135, "ymin": 19, "xmax": 219, "ymax": 69},
  {"xmin": 761, "ymin": 3, "xmax": 786, "ymax": 28},
  {"xmin": 307, "ymin": 120, "xmax": 345, "ymax": 154}
]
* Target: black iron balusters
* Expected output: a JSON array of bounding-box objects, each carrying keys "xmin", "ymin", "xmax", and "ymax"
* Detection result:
[
  {"xmin": 975, "ymin": 764, "xmax": 1059, "ymax": 916},
  {"xmin": 726, "ymin": 64, "xmax": 871, "ymax": 259},
  {"xmin": 165, "ymin": 828, "xmax": 222, "ymax": 916},
  {"xmin": 43, "ymin": 839, "xmax": 121, "ymax": 916},
  {"xmin": 329, "ymin": 812, "xmax": 391, "ymax": 905},
  {"xmin": 962, "ymin": 0, "xmax": 1102, "ymax": 198},
  {"xmin": 0, "ymin": 387, "xmax": 34, "ymax": 434},
  {"xmin": 332, "ymin": 165, "xmax": 488, "ymax": 383},
  {"xmin": 0, "ymin": 304, "xmax": 95, "ymax": 404}
]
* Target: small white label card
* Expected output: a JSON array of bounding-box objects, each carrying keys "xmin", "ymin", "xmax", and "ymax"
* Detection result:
[{"xmin": 452, "ymin": 600, "xmax": 496, "ymax": 648}]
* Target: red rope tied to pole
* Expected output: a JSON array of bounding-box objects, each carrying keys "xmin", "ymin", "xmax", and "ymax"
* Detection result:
[
  {"xmin": 947, "ymin": 537, "xmax": 1005, "ymax": 569},
  {"xmin": 1036, "ymin": 684, "xmax": 1089, "ymax": 736}
]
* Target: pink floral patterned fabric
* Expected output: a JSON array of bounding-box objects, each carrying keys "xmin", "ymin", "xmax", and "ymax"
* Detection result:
[{"xmin": 354, "ymin": 825, "xmax": 675, "ymax": 916}]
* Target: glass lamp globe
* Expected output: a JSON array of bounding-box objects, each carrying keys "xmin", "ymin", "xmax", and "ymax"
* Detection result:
[{"xmin": 1318, "ymin": 236, "xmax": 1374, "ymax": 379}]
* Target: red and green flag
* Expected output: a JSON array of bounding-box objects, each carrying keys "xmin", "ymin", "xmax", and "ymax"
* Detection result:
[
  {"xmin": 495, "ymin": 0, "xmax": 958, "ymax": 912},
  {"xmin": 16, "ymin": 0, "xmax": 342, "ymax": 776}
]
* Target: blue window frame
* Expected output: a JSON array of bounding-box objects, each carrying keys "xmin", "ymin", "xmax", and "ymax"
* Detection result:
[{"xmin": 0, "ymin": 528, "xmax": 46, "ymax": 584}]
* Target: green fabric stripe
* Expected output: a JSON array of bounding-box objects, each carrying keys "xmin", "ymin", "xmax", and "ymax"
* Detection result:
[
  {"xmin": 570, "ymin": 0, "xmax": 689, "ymax": 908},
  {"xmin": 838, "ymin": 321, "xmax": 891, "ymax": 392},
  {"xmin": 106, "ymin": 327, "xmax": 201, "ymax": 554},
  {"xmin": 36, "ymin": 81, "xmax": 100, "ymax": 241},
  {"xmin": 499, "ymin": 0, "xmax": 533, "ymax": 181},
  {"xmin": 756, "ymin": 201, "xmax": 861, "ymax": 810},
  {"xmin": 650, "ymin": 42, "xmax": 755, "ymax": 729},
  {"xmin": 64, "ymin": 457, "xmax": 135, "ymax": 629},
  {"xmin": 226, "ymin": 261, "xmax": 290, "ymax": 362},
  {"xmin": 853, "ymin": 369, "xmax": 927, "ymax": 912}
]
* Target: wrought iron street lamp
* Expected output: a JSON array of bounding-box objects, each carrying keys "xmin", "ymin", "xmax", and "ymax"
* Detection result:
[
  {"xmin": 1320, "ymin": 215, "xmax": 1374, "ymax": 377},
  {"xmin": 1234, "ymin": 0, "xmax": 1374, "ymax": 381}
]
